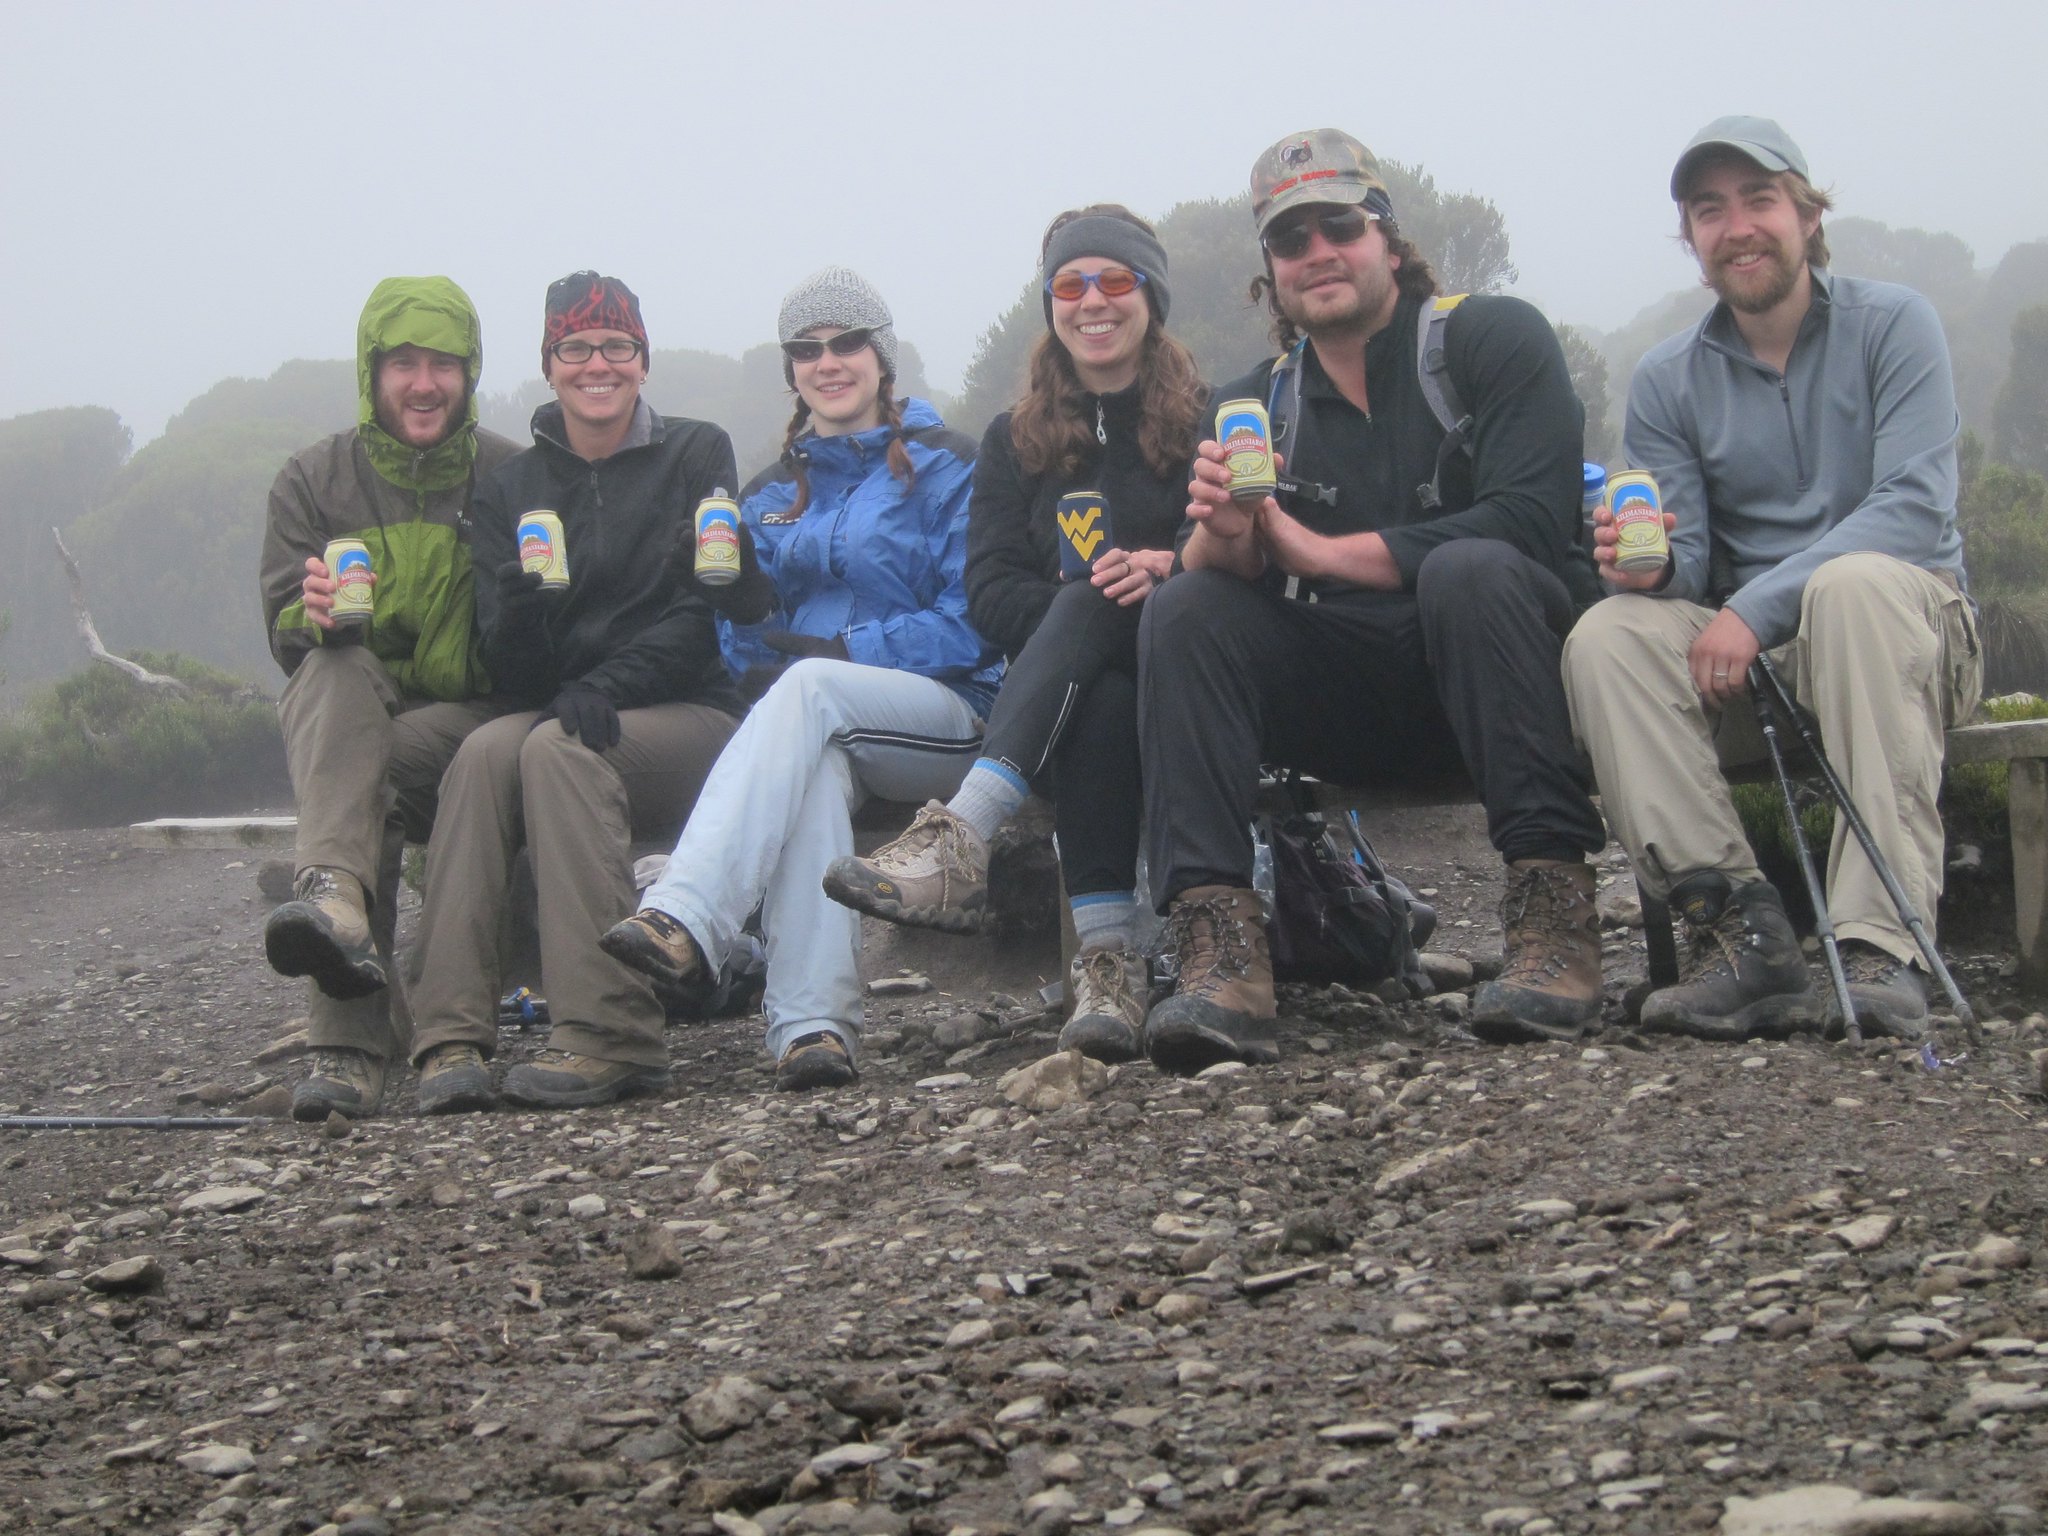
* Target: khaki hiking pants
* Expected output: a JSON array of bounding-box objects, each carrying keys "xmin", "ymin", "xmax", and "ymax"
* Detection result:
[
  {"xmin": 1564, "ymin": 552, "xmax": 1981, "ymax": 962},
  {"xmin": 408, "ymin": 702, "xmax": 738, "ymax": 1071},
  {"xmin": 276, "ymin": 644, "xmax": 503, "ymax": 1059}
]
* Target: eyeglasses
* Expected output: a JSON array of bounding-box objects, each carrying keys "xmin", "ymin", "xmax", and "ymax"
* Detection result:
[
  {"xmin": 548, "ymin": 337, "xmax": 645, "ymax": 364},
  {"xmin": 1261, "ymin": 206, "xmax": 1377, "ymax": 260},
  {"xmin": 1044, "ymin": 267, "xmax": 1147, "ymax": 302},
  {"xmin": 781, "ymin": 327, "xmax": 877, "ymax": 363}
]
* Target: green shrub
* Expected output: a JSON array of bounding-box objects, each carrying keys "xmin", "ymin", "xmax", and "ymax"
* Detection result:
[{"xmin": 0, "ymin": 653, "xmax": 285, "ymax": 824}]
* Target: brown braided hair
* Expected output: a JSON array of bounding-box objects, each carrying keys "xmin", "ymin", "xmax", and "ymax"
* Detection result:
[
  {"xmin": 779, "ymin": 372, "xmax": 916, "ymax": 518},
  {"xmin": 1010, "ymin": 204, "xmax": 1205, "ymax": 480}
]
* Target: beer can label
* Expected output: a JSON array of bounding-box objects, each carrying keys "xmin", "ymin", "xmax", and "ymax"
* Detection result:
[
  {"xmin": 1216, "ymin": 399, "xmax": 1278, "ymax": 499},
  {"xmin": 518, "ymin": 511, "xmax": 570, "ymax": 588},
  {"xmin": 1055, "ymin": 489, "xmax": 1112, "ymax": 581},
  {"xmin": 1609, "ymin": 470, "xmax": 1670, "ymax": 573},
  {"xmin": 695, "ymin": 497, "xmax": 742, "ymax": 586},
  {"xmin": 325, "ymin": 539, "xmax": 374, "ymax": 621}
]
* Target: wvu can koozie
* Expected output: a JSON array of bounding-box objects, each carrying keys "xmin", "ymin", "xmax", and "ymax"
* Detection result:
[{"xmin": 1055, "ymin": 490, "xmax": 1112, "ymax": 581}]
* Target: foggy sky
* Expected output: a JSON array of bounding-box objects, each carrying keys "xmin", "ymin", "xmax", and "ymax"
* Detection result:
[{"xmin": 7, "ymin": 0, "xmax": 2047, "ymax": 442}]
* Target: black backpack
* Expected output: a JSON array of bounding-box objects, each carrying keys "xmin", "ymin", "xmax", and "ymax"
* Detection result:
[{"xmin": 1260, "ymin": 775, "xmax": 1437, "ymax": 991}]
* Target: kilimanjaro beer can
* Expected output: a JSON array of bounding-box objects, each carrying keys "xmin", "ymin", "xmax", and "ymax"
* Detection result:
[
  {"xmin": 1215, "ymin": 399, "xmax": 1278, "ymax": 501},
  {"xmin": 1055, "ymin": 489, "xmax": 1112, "ymax": 582},
  {"xmin": 518, "ymin": 511, "xmax": 570, "ymax": 588},
  {"xmin": 1608, "ymin": 470, "xmax": 1670, "ymax": 574},
  {"xmin": 694, "ymin": 490, "xmax": 742, "ymax": 586},
  {"xmin": 324, "ymin": 538, "xmax": 374, "ymax": 627}
]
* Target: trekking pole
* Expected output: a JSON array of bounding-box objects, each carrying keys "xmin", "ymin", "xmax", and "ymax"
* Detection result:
[
  {"xmin": 0, "ymin": 1115, "xmax": 267, "ymax": 1132},
  {"xmin": 1749, "ymin": 661, "xmax": 1858, "ymax": 1044},
  {"xmin": 1752, "ymin": 653, "xmax": 1981, "ymax": 1044}
]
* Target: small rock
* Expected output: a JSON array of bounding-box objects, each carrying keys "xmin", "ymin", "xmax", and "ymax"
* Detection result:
[
  {"xmin": 1000, "ymin": 1049, "xmax": 1108, "ymax": 1113},
  {"xmin": 177, "ymin": 1443, "xmax": 255, "ymax": 1478},
  {"xmin": 682, "ymin": 1374, "xmax": 774, "ymax": 1440},
  {"xmin": 1317, "ymin": 1421, "xmax": 1399, "ymax": 1445},
  {"xmin": 1969, "ymin": 1235, "xmax": 2028, "ymax": 1272},
  {"xmin": 567, "ymin": 1193, "xmax": 608, "ymax": 1220},
  {"xmin": 933, "ymin": 1013, "xmax": 988, "ymax": 1049},
  {"xmin": 1152, "ymin": 1292, "xmax": 1210, "ymax": 1326},
  {"xmin": 697, "ymin": 1151, "xmax": 762, "ymax": 1198},
  {"xmin": 428, "ymin": 1180, "xmax": 467, "ymax": 1209},
  {"xmin": 1417, "ymin": 951, "xmax": 1474, "ymax": 990},
  {"xmin": 239, "ymin": 1084, "xmax": 295, "ymax": 1119},
  {"xmin": 84, "ymin": 1255, "xmax": 163, "ymax": 1294},
  {"xmin": 1717, "ymin": 1482, "xmax": 1991, "ymax": 1535},
  {"xmin": 103, "ymin": 1437, "xmax": 167, "ymax": 1465},
  {"xmin": 1829, "ymin": 1213, "xmax": 1896, "ymax": 1252},
  {"xmin": 946, "ymin": 1318, "xmax": 995, "ymax": 1349},
  {"xmin": 548, "ymin": 1461, "xmax": 622, "ymax": 1494},
  {"xmin": 867, "ymin": 973, "xmax": 932, "ymax": 997},
  {"xmin": 323, "ymin": 1110, "xmax": 353, "ymax": 1139},
  {"xmin": 178, "ymin": 1186, "xmax": 265, "ymax": 1214},
  {"xmin": 809, "ymin": 1442, "xmax": 894, "ymax": 1477},
  {"xmin": 624, "ymin": 1226, "xmax": 684, "ymax": 1280},
  {"xmin": 1610, "ymin": 1365, "xmax": 1683, "ymax": 1393},
  {"xmin": 18, "ymin": 1279, "xmax": 78, "ymax": 1310}
]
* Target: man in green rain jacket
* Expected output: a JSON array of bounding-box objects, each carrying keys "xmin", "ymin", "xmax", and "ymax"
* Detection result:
[{"xmin": 258, "ymin": 276, "xmax": 519, "ymax": 1120}]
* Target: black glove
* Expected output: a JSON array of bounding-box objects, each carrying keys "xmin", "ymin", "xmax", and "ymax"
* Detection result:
[
  {"xmin": 759, "ymin": 630, "xmax": 850, "ymax": 662},
  {"xmin": 495, "ymin": 560, "xmax": 550, "ymax": 628},
  {"xmin": 739, "ymin": 662, "xmax": 789, "ymax": 702},
  {"xmin": 531, "ymin": 682, "xmax": 620, "ymax": 752},
  {"xmin": 690, "ymin": 521, "xmax": 775, "ymax": 623}
]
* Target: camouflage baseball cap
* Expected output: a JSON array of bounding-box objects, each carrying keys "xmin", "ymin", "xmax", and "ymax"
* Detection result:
[{"xmin": 1250, "ymin": 129, "xmax": 1391, "ymax": 235}]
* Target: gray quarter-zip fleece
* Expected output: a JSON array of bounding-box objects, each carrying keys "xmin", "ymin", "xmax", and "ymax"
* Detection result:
[{"xmin": 1622, "ymin": 267, "xmax": 1966, "ymax": 648}]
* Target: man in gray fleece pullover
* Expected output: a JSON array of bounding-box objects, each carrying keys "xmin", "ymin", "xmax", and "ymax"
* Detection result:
[{"xmin": 1564, "ymin": 116, "xmax": 1981, "ymax": 1042}]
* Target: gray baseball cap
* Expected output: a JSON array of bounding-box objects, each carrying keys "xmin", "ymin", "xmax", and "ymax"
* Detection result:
[{"xmin": 1670, "ymin": 115, "xmax": 1810, "ymax": 200}]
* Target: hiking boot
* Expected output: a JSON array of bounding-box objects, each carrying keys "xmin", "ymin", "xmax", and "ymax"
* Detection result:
[
  {"xmin": 1825, "ymin": 941, "xmax": 1930, "ymax": 1041},
  {"xmin": 416, "ymin": 1042, "xmax": 496, "ymax": 1115},
  {"xmin": 821, "ymin": 802, "xmax": 988, "ymax": 935},
  {"xmin": 291, "ymin": 1048, "xmax": 385, "ymax": 1121},
  {"xmin": 775, "ymin": 1030, "xmax": 859, "ymax": 1091},
  {"xmin": 1145, "ymin": 886, "xmax": 1279, "ymax": 1075},
  {"xmin": 1059, "ymin": 945, "xmax": 1148, "ymax": 1063},
  {"xmin": 265, "ymin": 867, "xmax": 384, "ymax": 1000},
  {"xmin": 499, "ymin": 1049, "xmax": 670, "ymax": 1109},
  {"xmin": 1640, "ymin": 872, "xmax": 1813, "ymax": 1041},
  {"xmin": 1472, "ymin": 860, "xmax": 1604, "ymax": 1044},
  {"xmin": 599, "ymin": 908, "xmax": 705, "ymax": 990}
]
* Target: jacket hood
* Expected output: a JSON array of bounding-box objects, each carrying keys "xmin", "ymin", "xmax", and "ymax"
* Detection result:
[
  {"xmin": 356, "ymin": 276, "xmax": 483, "ymax": 492},
  {"xmin": 795, "ymin": 397, "xmax": 944, "ymax": 467}
]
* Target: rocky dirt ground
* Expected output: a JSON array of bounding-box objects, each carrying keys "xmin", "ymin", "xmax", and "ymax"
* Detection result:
[{"xmin": 2, "ymin": 808, "xmax": 2046, "ymax": 1536}]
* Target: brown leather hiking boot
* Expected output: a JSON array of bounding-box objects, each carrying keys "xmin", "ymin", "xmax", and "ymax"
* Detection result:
[
  {"xmin": 599, "ymin": 908, "xmax": 706, "ymax": 990},
  {"xmin": 1058, "ymin": 945, "xmax": 1149, "ymax": 1063},
  {"xmin": 1472, "ymin": 860, "xmax": 1604, "ymax": 1044},
  {"xmin": 821, "ymin": 802, "xmax": 989, "ymax": 935},
  {"xmin": 291, "ymin": 1048, "xmax": 386, "ymax": 1121},
  {"xmin": 265, "ymin": 866, "xmax": 384, "ymax": 1000},
  {"xmin": 1145, "ymin": 886, "xmax": 1278, "ymax": 1075},
  {"xmin": 416, "ymin": 1042, "xmax": 497, "ymax": 1115}
]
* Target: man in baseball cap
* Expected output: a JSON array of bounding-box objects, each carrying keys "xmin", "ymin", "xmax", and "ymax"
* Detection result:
[
  {"xmin": 1136, "ymin": 127, "xmax": 1608, "ymax": 1072},
  {"xmin": 1565, "ymin": 117, "xmax": 1978, "ymax": 1043}
]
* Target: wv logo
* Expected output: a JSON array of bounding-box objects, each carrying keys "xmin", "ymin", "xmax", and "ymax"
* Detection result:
[{"xmin": 1057, "ymin": 504, "xmax": 1105, "ymax": 561}]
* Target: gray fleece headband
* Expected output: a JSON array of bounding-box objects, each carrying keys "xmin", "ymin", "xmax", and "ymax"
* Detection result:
[{"xmin": 1040, "ymin": 216, "xmax": 1171, "ymax": 329}]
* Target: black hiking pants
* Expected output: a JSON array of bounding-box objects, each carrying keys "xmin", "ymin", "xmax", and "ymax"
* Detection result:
[
  {"xmin": 1138, "ymin": 540, "xmax": 1605, "ymax": 907},
  {"xmin": 979, "ymin": 578, "xmax": 1144, "ymax": 899}
]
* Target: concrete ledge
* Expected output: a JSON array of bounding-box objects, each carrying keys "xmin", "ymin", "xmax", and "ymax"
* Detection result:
[{"xmin": 129, "ymin": 816, "xmax": 296, "ymax": 851}]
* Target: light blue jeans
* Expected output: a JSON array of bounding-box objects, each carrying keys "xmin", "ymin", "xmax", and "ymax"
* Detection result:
[{"xmin": 639, "ymin": 659, "xmax": 982, "ymax": 1060}]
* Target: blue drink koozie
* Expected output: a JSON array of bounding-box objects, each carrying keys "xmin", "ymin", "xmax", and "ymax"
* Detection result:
[{"xmin": 1055, "ymin": 489, "xmax": 1113, "ymax": 581}]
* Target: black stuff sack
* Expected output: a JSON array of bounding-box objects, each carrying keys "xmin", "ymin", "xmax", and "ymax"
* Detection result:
[{"xmin": 1260, "ymin": 796, "xmax": 1435, "ymax": 991}]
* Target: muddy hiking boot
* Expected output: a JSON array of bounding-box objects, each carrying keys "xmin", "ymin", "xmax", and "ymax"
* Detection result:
[
  {"xmin": 821, "ymin": 802, "xmax": 988, "ymax": 935},
  {"xmin": 1059, "ymin": 945, "xmax": 1149, "ymax": 1063},
  {"xmin": 264, "ymin": 866, "xmax": 384, "ymax": 1000},
  {"xmin": 1472, "ymin": 859, "xmax": 1605, "ymax": 1045},
  {"xmin": 1640, "ymin": 871, "xmax": 1813, "ymax": 1040},
  {"xmin": 776, "ymin": 1031, "xmax": 859, "ymax": 1091},
  {"xmin": 599, "ymin": 908, "xmax": 705, "ymax": 990},
  {"xmin": 1145, "ymin": 885, "xmax": 1279, "ymax": 1075},
  {"xmin": 500, "ymin": 1049, "xmax": 670, "ymax": 1110},
  {"xmin": 416, "ymin": 1042, "xmax": 496, "ymax": 1115},
  {"xmin": 291, "ymin": 1048, "xmax": 386, "ymax": 1121},
  {"xmin": 1826, "ymin": 941, "xmax": 1931, "ymax": 1041}
]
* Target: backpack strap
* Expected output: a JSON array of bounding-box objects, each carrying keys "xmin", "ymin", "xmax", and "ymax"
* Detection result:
[{"xmin": 1415, "ymin": 293, "xmax": 1472, "ymax": 511}]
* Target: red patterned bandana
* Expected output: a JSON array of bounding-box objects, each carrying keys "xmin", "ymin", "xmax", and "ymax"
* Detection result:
[{"xmin": 542, "ymin": 271, "xmax": 647, "ymax": 368}]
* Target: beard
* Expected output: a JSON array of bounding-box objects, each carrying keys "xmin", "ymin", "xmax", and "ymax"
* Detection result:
[
  {"xmin": 1279, "ymin": 260, "xmax": 1395, "ymax": 339},
  {"xmin": 1708, "ymin": 238, "xmax": 1805, "ymax": 315}
]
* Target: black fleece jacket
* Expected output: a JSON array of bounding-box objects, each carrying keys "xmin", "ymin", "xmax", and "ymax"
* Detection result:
[
  {"xmin": 964, "ymin": 381, "xmax": 1201, "ymax": 660},
  {"xmin": 473, "ymin": 402, "xmax": 742, "ymax": 716},
  {"xmin": 1205, "ymin": 292, "xmax": 1599, "ymax": 607}
]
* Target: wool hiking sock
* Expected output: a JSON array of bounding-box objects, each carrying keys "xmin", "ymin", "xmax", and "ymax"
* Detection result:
[
  {"xmin": 948, "ymin": 759, "xmax": 1029, "ymax": 845},
  {"xmin": 1071, "ymin": 891, "xmax": 1138, "ymax": 954}
]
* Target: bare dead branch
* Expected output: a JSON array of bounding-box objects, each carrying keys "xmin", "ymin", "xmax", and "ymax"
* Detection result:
[{"xmin": 52, "ymin": 525, "xmax": 189, "ymax": 694}]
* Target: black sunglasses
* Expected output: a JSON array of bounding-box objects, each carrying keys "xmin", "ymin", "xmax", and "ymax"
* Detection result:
[
  {"xmin": 1261, "ymin": 205, "xmax": 1377, "ymax": 260},
  {"xmin": 781, "ymin": 327, "xmax": 877, "ymax": 363}
]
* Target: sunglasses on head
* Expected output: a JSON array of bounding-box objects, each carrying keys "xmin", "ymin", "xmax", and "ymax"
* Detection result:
[
  {"xmin": 1261, "ymin": 205, "xmax": 1377, "ymax": 260},
  {"xmin": 1044, "ymin": 267, "xmax": 1147, "ymax": 302},
  {"xmin": 780, "ymin": 327, "xmax": 877, "ymax": 363}
]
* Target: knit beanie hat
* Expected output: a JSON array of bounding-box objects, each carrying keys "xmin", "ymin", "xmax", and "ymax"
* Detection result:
[
  {"xmin": 1040, "ymin": 213, "xmax": 1171, "ymax": 330},
  {"xmin": 777, "ymin": 266, "xmax": 899, "ymax": 385},
  {"xmin": 542, "ymin": 271, "xmax": 648, "ymax": 374}
]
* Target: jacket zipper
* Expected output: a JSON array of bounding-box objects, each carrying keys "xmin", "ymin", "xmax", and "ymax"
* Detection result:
[
  {"xmin": 1095, "ymin": 400, "xmax": 1106, "ymax": 446},
  {"xmin": 1775, "ymin": 377, "xmax": 1810, "ymax": 491}
]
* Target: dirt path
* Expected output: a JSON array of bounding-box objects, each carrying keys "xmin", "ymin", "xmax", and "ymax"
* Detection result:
[{"xmin": 2, "ymin": 818, "xmax": 2045, "ymax": 1536}]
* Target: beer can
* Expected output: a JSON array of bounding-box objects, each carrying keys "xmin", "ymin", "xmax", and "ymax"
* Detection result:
[
  {"xmin": 1608, "ymin": 469, "xmax": 1671, "ymax": 574},
  {"xmin": 518, "ymin": 511, "xmax": 570, "ymax": 588},
  {"xmin": 1215, "ymin": 398, "xmax": 1278, "ymax": 501},
  {"xmin": 1055, "ymin": 489, "xmax": 1113, "ymax": 582},
  {"xmin": 324, "ymin": 538, "xmax": 374, "ymax": 626},
  {"xmin": 694, "ymin": 492, "xmax": 742, "ymax": 586}
]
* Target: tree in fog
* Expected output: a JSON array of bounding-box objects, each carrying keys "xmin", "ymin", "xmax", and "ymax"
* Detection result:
[
  {"xmin": 1993, "ymin": 305, "xmax": 2048, "ymax": 478},
  {"xmin": 1555, "ymin": 324, "xmax": 1615, "ymax": 464}
]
